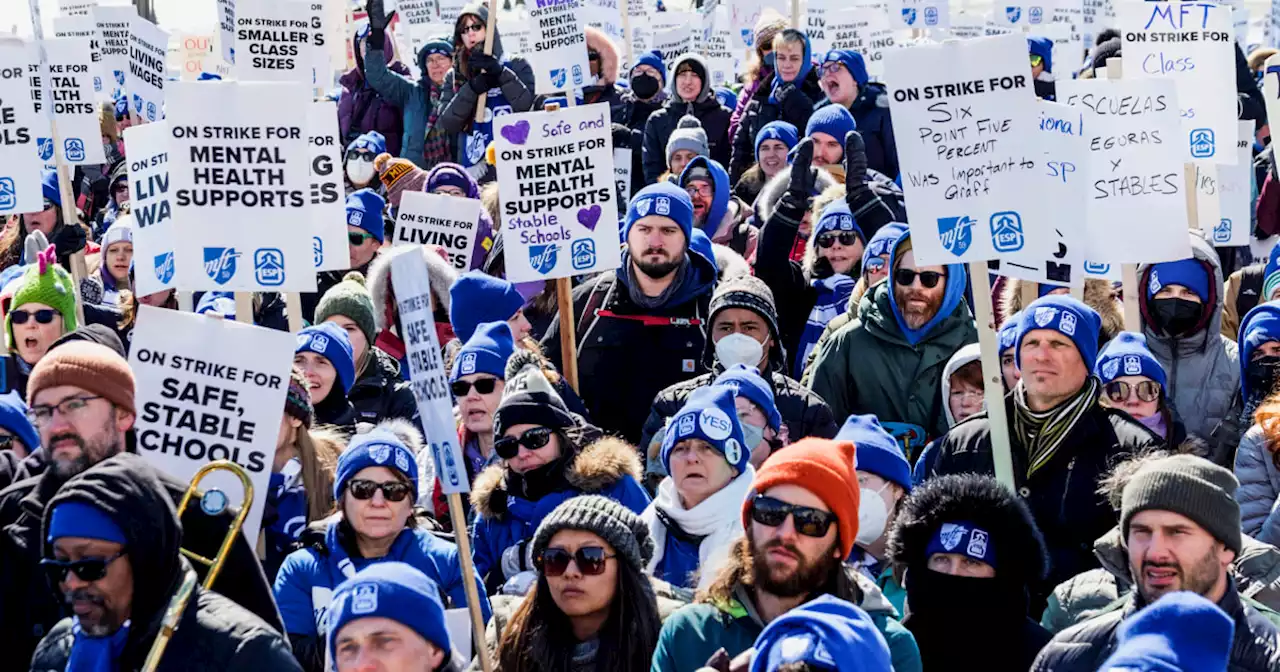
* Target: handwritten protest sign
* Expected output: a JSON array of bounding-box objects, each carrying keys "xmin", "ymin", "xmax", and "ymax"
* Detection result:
[
  {"xmin": 393, "ymin": 192, "xmax": 482, "ymax": 271},
  {"xmin": 234, "ymin": 0, "xmax": 317, "ymax": 84},
  {"xmin": 885, "ymin": 34, "xmax": 1042, "ymax": 265},
  {"xmin": 40, "ymin": 37, "xmax": 106, "ymax": 166},
  {"xmin": 93, "ymin": 4, "xmax": 133, "ymax": 102},
  {"xmin": 126, "ymin": 15, "xmax": 167, "ymax": 122},
  {"xmin": 308, "ymin": 101, "xmax": 348, "ymax": 272},
  {"xmin": 168, "ymin": 81, "xmax": 315, "ymax": 291},
  {"xmin": 529, "ymin": 0, "xmax": 592, "ymax": 95},
  {"xmin": 495, "ymin": 103, "xmax": 621, "ymax": 282},
  {"xmin": 125, "ymin": 122, "xmax": 175, "ymax": 296},
  {"xmin": 130, "ymin": 305, "xmax": 296, "ymax": 542},
  {"xmin": 890, "ymin": 0, "xmax": 949, "ymax": 30},
  {"xmin": 0, "ymin": 41, "xmax": 44, "ymax": 216},
  {"xmin": 52, "ymin": 16, "xmax": 107, "ymax": 102}
]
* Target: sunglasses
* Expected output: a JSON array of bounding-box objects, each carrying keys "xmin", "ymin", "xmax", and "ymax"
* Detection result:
[
  {"xmin": 537, "ymin": 546, "xmax": 615, "ymax": 577},
  {"xmin": 588, "ymin": 51, "xmax": 601, "ymax": 61},
  {"xmin": 346, "ymin": 479, "xmax": 413, "ymax": 502},
  {"xmin": 1030, "ymin": 54, "xmax": 1044, "ymax": 67},
  {"xmin": 41, "ymin": 551, "xmax": 127, "ymax": 584},
  {"xmin": 894, "ymin": 268, "xmax": 946, "ymax": 289},
  {"xmin": 748, "ymin": 495, "xmax": 837, "ymax": 538},
  {"xmin": 348, "ymin": 151, "xmax": 375, "ymax": 162},
  {"xmin": 348, "ymin": 231, "xmax": 377, "ymax": 246},
  {"xmin": 494, "ymin": 426, "xmax": 553, "ymax": 460},
  {"xmin": 864, "ymin": 257, "xmax": 887, "ymax": 272},
  {"xmin": 462, "ymin": 22, "xmax": 485, "ymax": 34},
  {"xmin": 11, "ymin": 309, "xmax": 58, "ymax": 325},
  {"xmin": 817, "ymin": 231, "xmax": 860, "ymax": 249},
  {"xmin": 1105, "ymin": 380, "xmax": 1161, "ymax": 404},
  {"xmin": 451, "ymin": 377, "xmax": 499, "ymax": 397}
]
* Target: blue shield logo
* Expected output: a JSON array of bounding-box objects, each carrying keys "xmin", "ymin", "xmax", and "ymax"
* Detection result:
[
  {"xmin": 254, "ymin": 248, "xmax": 286, "ymax": 286},
  {"xmin": 1084, "ymin": 260, "xmax": 1111, "ymax": 275},
  {"xmin": 550, "ymin": 68, "xmax": 567, "ymax": 88},
  {"xmin": 529, "ymin": 244, "xmax": 559, "ymax": 275},
  {"xmin": 989, "ymin": 211, "xmax": 1025, "ymax": 253},
  {"xmin": 937, "ymin": 216, "xmax": 976, "ymax": 257},
  {"xmin": 924, "ymin": 6, "xmax": 939, "ymax": 24},
  {"xmin": 37, "ymin": 138, "xmax": 53, "ymax": 161},
  {"xmin": 154, "ymin": 252, "xmax": 175, "ymax": 284},
  {"xmin": 1006, "ymin": 6, "xmax": 1022, "ymax": 22},
  {"xmin": 741, "ymin": 29, "xmax": 754, "ymax": 47},
  {"xmin": 203, "ymin": 247, "xmax": 240, "ymax": 285},
  {"xmin": 132, "ymin": 93, "xmax": 143, "ymax": 114},
  {"xmin": 571, "ymin": 239, "xmax": 596, "ymax": 270},
  {"xmin": 113, "ymin": 69, "xmax": 125, "ymax": 86},
  {"xmin": 64, "ymin": 138, "xmax": 85, "ymax": 162},
  {"xmin": 902, "ymin": 7, "xmax": 917, "ymax": 24},
  {"xmin": 1190, "ymin": 128, "xmax": 1215, "ymax": 158},
  {"xmin": 0, "ymin": 177, "xmax": 15, "ymax": 211},
  {"xmin": 1214, "ymin": 218, "xmax": 1232, "ymax": 243}
]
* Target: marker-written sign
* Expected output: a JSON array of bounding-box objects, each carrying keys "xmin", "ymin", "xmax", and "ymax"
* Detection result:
[
  {"xmin": 234, "ymin": 0, "xmax": 317, "ymax": 84},
  {"xmin": 307, "ymin": 101, "xmax": 348, "ymax": 272},
  {"xmin": 0, "ymin": 41, "xmax": 44, "ymax": 215},
  {"xmin": 529, "ymin": 0, "xmax": 592, "ymax": 95},
  {"xmin": 393, "ymin": 192, "xmax": 482, "ymax": 271},
  {"xmin": 495, "ymin": 103, "xmax": 622, "ymax": 282},
  {"xmin": 126, "ymin": 15, "xmax": 167, "ymax": 122},
  {"xmin": 41, "ymin": 37, "xmax": 106, "ymax": 166},
  {"xmin": 125, "ymin": 121, "xmax": 176, "ymax": 296},
  {"xmin": 1206, "ymin": 119, "xmax": 1253, "ymax": 246}
]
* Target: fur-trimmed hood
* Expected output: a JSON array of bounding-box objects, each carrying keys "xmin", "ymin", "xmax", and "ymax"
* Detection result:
[
  {"xmin": 470, "ymin": 435, "xmax": 643, "ymax": 519},
  {"xmin": 753, "ymin": 165, "xmax": 840, "ymax": 225},
  {"xmin": 801, "ymin": 183, "xmax": 850, "ymax": 281},
  {"xmin": 997, "ymin": 277, "xmax": 1123, "ymax": 341},
  {"xmin": 584, "ymin": 26, "xmax": 619, "ymax": 87},
  {"xmin": 712, "ymin": 243, "xmax": 751, "ymax": 282},
  {"xmin": 367, "ymin": 246, "xmax": 458, "ymax": 332}
]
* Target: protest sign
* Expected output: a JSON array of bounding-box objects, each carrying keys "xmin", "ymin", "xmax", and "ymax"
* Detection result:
[
  {"xmin": 890, "ymin": 0, "xmax": 949, "ymax": 30},
  {"xmin": 218, "ymin": 0, "xmax": 236, "ymax": 64},
  {"xmin": 40, "ymin": 38, "xmax": 105, "ymax": 166},
  {"xmin": 93, "ymin": 4, "xmax": 133, "ymax": 102},
  {"xmin": 1057, "ymin": 78, "xmax": 1191, "ymax": 263},
  {"xmin": 393, "ymin": 191, "xmax": 482, "ymax": 271},
  {"xmin": 703, "ymin": 6, "xmax": 737, "ymax": 88},
  {"xmin": 125, "ymin": 121, "xmax": 176, "ymax": 296},
  {"xmin": 397, "ymin": 0, "xmax": 437, "ymax": 29},
  {"xmin": 0, "ymin": 41, "xmax": 44, "ymax": 216},
  {"xmin": 947, "ymin": 12, "xmax": 987, "ymax": 39},
  {"xmin": 174, "ymin": 33, "xmax": 213, "ymax": 81},
  {"xmin": 529, "ymin": 0, "xmax": 592, "ymax": 95},
  {"xmin": 19, "ymin": 41, "xmax": 56, "ymax": 173},
  {"xmin": 503, "ymin": 17, "xmax": 534, "ymax": 59},
  {"xmin": 439, "ymin": 0, "xmax": 468, "ymax": 24},
  {"xmin": 1120, "ymin": 1, "xmax": 1236, "ymax": 164},
  {"xmin": 653, "ymin": 25, "xmax": 693, "ymax": 75},
  {"xmin": 308, "ymin": 101, "xmax": 348, "ymax": 272},
  {"xmin": 1206, "ymin": 119, "xmax": 1254, "ymax": 246},
  {"xmin": 127, "ymin": 15, "xmax": 167, "ymax": 122},
  {"xmin": 1193, "ymin": 163, "xmax": 1221, "ymax": 246},
  {"xmin": 614, "ymin": 147, "xmax": 632, "ymax": 209},
  {"xmin": 59, "ymin": 0, "xmax": 98, "ymax": 16},
  {"xmin": 52, "ymin": 16, "xmax": 107, "ymax": 102},
  {"xmin": 995, "ymin": 0, "xmax": 1058, "ymax": 27},
  {"xmin": 130, "ymin": 305, "xmax": 296, "ymax": 542},
  {"xmin": 168, "ymin": 81, "xmax": 315, "ymax": 291},
  {"xmin": 583, "ymin": 0, "xmax": 626, "ymax": 63},
  {"xmin": 388, "ymin": 247, "xmax": 470, "ymax": 494},
  {"xmin": 820, "ymin": 8, "xmax": 894, "ymax": 79},
  {"xmin": 306, "ymin": 2, "xmax": 331, "ymax": 93},
  {"xmin": 234, "ymin": 0, "xmax": 317, "ymax": 84},
  {"xmin": 885, "ymin": 34, "xmax": 1043, "ymax": 266},
  {"xmin": 494, "ymin": 103, "xmax": 621, "ymax": 282}
]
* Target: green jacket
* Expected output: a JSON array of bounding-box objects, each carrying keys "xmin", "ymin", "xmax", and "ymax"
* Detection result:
[
  {"xmin": 808, "ymin": 279, "xmax": 977, "ymax": 441},
  {"xmin": 649, "ymin": 567, "xmax": 921, "ymax": 672}
]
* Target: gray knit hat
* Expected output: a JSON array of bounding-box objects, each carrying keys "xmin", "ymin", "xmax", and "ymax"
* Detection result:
[
  {"xmin": 666, "ymin": 115, "xmax": 709, "ymax": 167},
  {"xmin": 532, "ymin": 495, "xmax": 655, "ymax": 573},
  {"xmin": 1121, "ymin": 454, "xmax": 1242, "ymax": 555},
  {"xmin": 709, "ymin": 274, "xmax": 780, "ymax": 346}
]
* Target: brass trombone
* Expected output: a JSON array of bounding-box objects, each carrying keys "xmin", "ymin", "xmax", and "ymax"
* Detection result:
[{"xmin": 141, "ymin": 460, "xmax": 255, "ymax": 671}]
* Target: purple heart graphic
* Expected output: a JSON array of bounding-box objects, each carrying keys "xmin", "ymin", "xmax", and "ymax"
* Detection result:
[
  {"xmin": 577, "ymin": 205, "xmax": 602, "ymax": 231},
  {"xmin": 500, "ymin": 120, "xmax": 530, "ymax": 145}
]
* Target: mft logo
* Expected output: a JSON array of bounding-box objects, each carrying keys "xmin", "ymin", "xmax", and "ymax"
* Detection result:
[{"xmin": 203, "ymin": 247, "xmax": 240, "ymax": 285}]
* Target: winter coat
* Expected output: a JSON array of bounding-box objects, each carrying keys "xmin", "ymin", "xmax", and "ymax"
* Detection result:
[
  {"xmin": 681, "ymin": 156, "xmax": 758, "ymax": 260},
  {"xmin": 997, "ymin": 276, "xmax": 1125, "ymax": 343},
  {"xmin": 339, "ymin": 33, "xmax": 410, "ymax": 157},
  {"xmin": 619, "ymin": 89, "xmax": 667, "ymax": 194},
  {"xmin": 367, "ymin": 244, "xmax": 459, "ymax": 382},
  {"xmin": 928, "ymin": 397, "xmax": 1161, "ymax": 591},
  {"xmin": 361, "ymin": 41, "xmax": 438, "ymax": 168},
  {"xmin": 641, "ymin": 466, "xmax": 754, "ymax": 590},
  {"xmin": 25, "ymin": 454, "xmax": 297, "ymax": 672},
  {"xmin": 350, "ymin": 346, "xmax": 420, "ymax": 428},
  {"xmin": 728, "ymin": 69, "xmax": 825, "ymax": 183},
  {"xmin": 1223, "ymin": 260, "xmax": 1267, "ymax": 341},
  {"xmin": 731, "ymin": 164, "xmax": 771, "ymax": 207},
  {"xmin": 728, "ymin": 66, "xmax": 772, "ymax": 143},
  {"xmin": 650, "ymin": 564, "xmax": 922, "ymax": 672},
  {"xmin": 1138, "ymin": 234, "xmax": 1244, "ymax": 465},
  {"xmin": 1031, "ymin": 580, "xmax": 1280, "ymax": 671},
  {"xmin": 469, "ymin": 435, "xmax": 652, "ymax": 593},
  {"xmin": 641, "ymin": 54, "xmax": 733, "ymax": 184},
  {"xmin": 1237, "ymin": 424, "xmax": 1280, "ymax": 546},
  {"xmin": 849, "ymin": 83, "xmax": 900, "ymax": 180}
]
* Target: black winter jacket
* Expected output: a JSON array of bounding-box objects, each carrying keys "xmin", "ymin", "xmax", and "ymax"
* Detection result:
[
  {"xmin": 620, "ymin": 90, "xmax": 667, "ymax": 193},
  {"xmin": 729, "ymin": 70, "xmax": 825, "ymax": 183},
  {"xmin": 350, "ymin": 346, "xmax": 420, "ymax": 429},
  {"xmin": 848, "ymin": 83, "xmax": 900, "ymax": 180},
  {"xmin": 642, "ymin": 96, "xmax": 732, "ymax": 184}
]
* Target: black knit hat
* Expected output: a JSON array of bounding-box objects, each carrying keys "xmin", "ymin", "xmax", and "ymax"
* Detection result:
[
  {"xmin": 494, "ymin": 350, "xmax": 575, "ymax": 436},
  {"xmin": 531, "ymin": 495, "xmax": 655, "ymax": 573},
  {"xmin": 1121, "ymin": 455, "xmax": 1242, "ymax": 554}
]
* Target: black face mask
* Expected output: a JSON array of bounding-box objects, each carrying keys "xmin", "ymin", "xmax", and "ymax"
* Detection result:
[
  {"xmin": 1149, "ymin": 297, "xmax": 1203, "ymax": 337},
  {"xmin": 631, "ymin": 73, "xmax": 661, "ymax": 99},
  {"xmin": 1247, "ymin": 355, "xmax": 1280, "ymax": 399}
]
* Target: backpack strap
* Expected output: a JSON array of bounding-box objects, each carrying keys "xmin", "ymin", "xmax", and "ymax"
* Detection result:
[
  {"xmin": 574, "ymin": 273, "xmax": 613, "ymax": 348},
  {"xmin": 1239, "ymin": 263, "xmax": 1266, "ymax": 321}
]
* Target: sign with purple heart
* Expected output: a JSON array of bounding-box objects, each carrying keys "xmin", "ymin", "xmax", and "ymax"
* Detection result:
[{"xmin": 494, "ymin": 103, "xmax": 621, "ymax": 282}]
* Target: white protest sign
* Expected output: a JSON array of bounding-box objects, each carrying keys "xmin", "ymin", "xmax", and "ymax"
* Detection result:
[
  {"xmin": 886, "ymin": 34, "xmax": 1042, "ymax": 265},
  {"xmin": 308, "ymin": 101, "xmax": 348, "ymax": 272},
  {"xmin": 615, "ymin": 147, "xmax": 632, "ymax": 209},
  {"xmin": 20, "ymin": 41, "xmax": 56, "ymax": 173},
  {"xmin": 653, "ymin": 25, "xmax": 693, "ymax": 75},
  {"xmin": 125, "ymin": 121, "xmax": 176, "ymax": 296},
  {"xmin": 584, "ymin": 0, "xmax": 626, "ymax": 65},
  {"xmin": 59, "ymin": 0, "xmax": 98, "ymax": 16},
  {"xmin": 1120, "ymin": 1, "xmax": 1236, "ymax": 164},
  {"xmin": 1057, "ymin": 78, "xmax": 1191, "ymax": 262},
  {"xmin": 41, "ymin": 38, "xmax": 106, "ymax": 166},
  {"xmin": 503, "ymin": 17, "xmax": 534, "ymax": 59},
  {"xmin": 126, "ymin": 15, "xmax": 167, "ymax": 122},
  {"xmin": 93, "ymin": 4, "xmax": 133, "ymax": 102},
  {"xmin": 1206, "ymin": 119, "xmax": 1254, "ymax": 246},
  {"xmin": 305, "ymin": 2, "xmax": 331, "ymax": 93},
  {"xmin": 890, "ymin": 0, "xmax": 949, "ymax": 30},
  {"xmin": 529, "ymin": 0, "xmax": 592, "ymax": 95},
  {"xmin": 947, "ymin": 12, "xmax": 987, "ymax": 39},
  {"xmin": 174, "ymin": 33, "xmax": 213, "ymax": 81},
  {"xmin": 397, "ymin": 0, "xmax": 438, "ymax": 29},
  {"xmin": 393, "ymin": 191, "xmax": 482, "ymax": 271},
  {"xmin": 996, "ymin": 0, "xmax": 1059, "ymax": 27},
  {"xmin": 130, "ymin": 305, "xmax": 296, "ymax": 543},
  {"xmin": 168, "ymin": 81, "xmax": 315, "ymax": 291},
  {"xmin": 439, "ymin": 0, "xmax": 468, "ymax": 24},
  {"xmin": 218, "ymin": 0, "xmax": 237, "ymax": 65},
  {"xmin": 1193, "ymin": 163, "xmax": 1222, "ymax": 246},
  {"xmin": 388, "ymin": 247, "xmax": 470, "ymax": 495},
  {"xmin": 0, "ymin": 41, "xmax": 44, "ymax": 216},
  {"xmin": 52, "ymin": 16, "xmax": 107, "ymax": 102},
  {"xmin": 495, "ymin": 103, "xmax": 621, "ymax": 282},
  {"xmin": 703, "ymin": 7, "xmax": 737, "ymax": 88},
  {"xmin": 234, "ymin": 0, "xmax": 316, "ymax": 84},
  {"xmin": 822, "ymin": 8, "xmax": 894, "ymax": 80}
]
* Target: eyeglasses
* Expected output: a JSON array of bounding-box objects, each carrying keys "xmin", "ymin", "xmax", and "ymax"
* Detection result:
[
  {"xmin": 0, "ymin": 435, "xmax": 13, "ymax": 450},
  {"xmin": 27, "ymin": 395, "xmax": 104, "ymax": 426},
  {"xmin": 11, "ymin": 309, "xmax": 58, "ymax": 325},
  {"xmin": 685, "ymin": 184, "xmax": 713, "ymax": 198},
  {"xmin": 894, "ymin": 268, "xmax": 946, "ymax": 289},
  {"xmin": 1104, "ymin": 380, "xmax": 1161, "ymax": 404},
  {"xmin": 346, "ymin": 479, "xmax": 413, "ymax": 502},
  {"xmin": 820, "ymin": 61, "xmax": 846, "ymax": 76},
  {"xmin": 451, "ymin": 377, "xmax": 499, "ymax": 397},
  {"xmin": 41, "ymin": 551, "xmax": 127, "ymax": 583},
  {"xmin": 348, "ymin": 231, "xmax": 377, "ymax": 246},
  {"xmin": 462, "ymin": 22, "xmax": 485, "ymax": 34},
  {"xmin": 748, "ymin": 495, "xmax": 838, "ymax": 538},
  {"xmin": 537, "ymin": 546, "xmax": 615, "ymax": 577},
  {"xmin": 817, "ymin": 231, "xmax": 860, "ymax": 249},
  {"xmin": 494, "ymin": 426, "xmax": 553, "ymax": 460}
]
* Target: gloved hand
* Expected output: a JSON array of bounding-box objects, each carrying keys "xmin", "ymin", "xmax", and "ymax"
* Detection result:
[
  {"xmin": 50, "ymin": 221, "xmax": 86, "ymax": 259},
  {"xmin": 500, "ymin": 539, "xmax": 532, "ymax": 579},
  {"xmin": 470, "ymin": 51, "xmax": 503, "ymax": 89},
  {"xmin": 774, "ymin": 82, "xmax": 796, "ymax": 106},
  {"xmin": 786, "ymin": 137, "xmax": 816, "ymax": 202},
  {"xmin": 364, "ymin": 0, "xmax": 389, "ymax": 50},
  {"xmin": 779, "ymin": 84, "xmax": 814, "ymax": 122},
  {"xmin": 844, "ymin": 130, "xmax": 869, "ymax": 191},
  {"xmin": 611, "ymin": 123, "xmax": 632, "ymax": 150}
]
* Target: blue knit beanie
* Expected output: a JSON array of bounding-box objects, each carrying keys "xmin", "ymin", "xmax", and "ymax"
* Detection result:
[
  {"xmin": 448, "ymin": 270, "xmax": 526, "ymax": 343},
  {"xmin": 836, "ymin": 414, "xmax": 911, "ymax": 492},
  {"xmin": 999, "ymin": 312, "xmax": 1021, "ymax": 355},
  {"xmin": 750, "ymin": 594, "xmax": 892, "ymax": 672},
  {"xmin": 1015, "ymin": 295, "xmax": 1102, "ymax": 370},
  {"xmin": 633, "ymin": 49, "xmax": 667, "ymax": 84},
  {"xmin": 1098, "ymin": 591, "xmax": 1234, "ymax": 672},
  {"xmin": 624, "ymin": 182, "xmax": 694, "ymax": 244},
  {"xmin": 805, "ymin": 104, "xmax": 856, "ymax": 142},
  {"xmin": 925, "ymin": 520, "xmax": 997, "ymax": 568},
  {"xmin": 862, "ymin": 223, "xmax": 905, "ymax": 274},
  {"xmin": 1027, "ymin": 36, "xmax": 1054, "ymax": 74},
  {"xmin": 419, "ymin": 36, "xmax": 454, "ymax": 58},
  {"xmin": 196, "ymin": 292, "xmax": 235, "ymax": 317},
  {"xmin": 1095, "ymin": 331, "xmax": 1168, "ymax": 391},
  {"xmin": 0, "ymin": 391, "xmax": 39, "ymax": 457},
  {"xmin": 714, "ymin": 364, "xmax": 781, "ymax": 432},
  {"xmin": 334, "ymin": 428, "xmax": 420, "ymax": 501},
  {"xmin": 48, "ymin": 500, "xmax": 127, "ymax": 544},
  {"xmin": 1239, "ymin": 302, "xmax": 1280, "ymax": 399},
  {"xmin": 326, "ymin": 562, "xmax": 452, "ymax": 663},
  {"xmin": 40, "ymin": 169, "xmax": 59, "ymax": 205},
  {"xmin": 346, "ymin": 189, "xmax": 387, "ymax": 243},
  {"xmin": 1146, "ymin": 258, "xmax": 1210, "ymax": 303},
  {"xmin": 346, "ymin": 130, "xmax": 387, "ymax": 156},
  {"xmin": 814, "ymin": 201, "xmax": 864, "ymax": 239},
  {"xmin": 754, "ymin": 121, "xmax": 799, "ymax": 161},
  {"xmin": 451, "ymin": 321, "xmax": 515, "ymax": 383},
  {"xmin": 661, "ymin": 385, "xmax": 750, "ymax": 476},
  {"xmin": 296, "ymin": 323, "xmax": 356, "ymax": 395},
  {"xmin": 1263, "ymin": 244, "xmax": 1280, "ymax": 301},
  {"xmin": 822, "ymin": 49, "xmax": 870, "ymax": 88}
]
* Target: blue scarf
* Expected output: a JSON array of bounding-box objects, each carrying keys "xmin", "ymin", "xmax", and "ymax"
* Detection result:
[
  {"xmin": 795, "ymin": 274, "xmax": 854, "ymax": 379},
  {"xmin": 313, "ymin": 522, "xmax": 442, "ymax": 630},
  {"xmin": 67, "ymin": 617, "xmax": 130, "ymax": 672}
]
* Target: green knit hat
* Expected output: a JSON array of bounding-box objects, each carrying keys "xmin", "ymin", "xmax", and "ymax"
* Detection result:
[
  {"xmin": 1121, "ymin": 454, "xmax": 1242, "ymax": 555},
  {"xmin": 8, "ymin": 252, "xmax": 77, "ymax": 351},
  {"xmin": 314, "ymin": 271, "xmax": 376, "ymax": 346}
]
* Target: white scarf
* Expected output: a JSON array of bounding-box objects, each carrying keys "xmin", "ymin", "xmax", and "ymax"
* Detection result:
[{"xmin": 641, "ymin": 465, "xmax": 755, "ymax": 590}]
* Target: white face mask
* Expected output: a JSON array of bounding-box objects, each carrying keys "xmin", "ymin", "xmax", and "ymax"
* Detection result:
[
  {"xmin": 346, "ymin": 157, "xmax": 375, "ymax": 185},
  {"xmin": 856, "ymin": 484, "xmax": 890, "ymax": 546},
  {"xmin": 715, "ymin": 332, "xmax": 764, "ymax": 369}
]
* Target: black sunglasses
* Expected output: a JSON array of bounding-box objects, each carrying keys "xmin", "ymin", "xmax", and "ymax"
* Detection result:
[
  {"xmin": 41, "ymin": 551, "xmax": 127, "ymax": 584},
  {"xmin": 1105, "ymin": 380, "xmax": 1161, "ymax": 404},
  {"xmin": 494, "ymin": 426, "xmax": 553, "ymax": 460},
  {"xmin": 588, "ymin": 51, "xmax": 601, "ymax": 61},
  {"xmin": 748, "ymin": 495, "xmax": 837, "ymax": 538},
  {"xmin": 894, "ymin": 268, "xmax": 946, "ymax": 289},
  {"xmin": 348, "ymin": 231, "xmax": 376, "ymax": 246},
  {"xmin": 462, "ymin": 22, "xmax": 485, "ymax": 34},
  {"xmin": 346, "ymin": 479, "xmax": 413, "ymax": 502},
  {"xmin": 817, "ymin": 231, "xmax": 860, "ymax": 249},
  {"xmin": 11, "ymin": 309, "xmax": 58, "ymax": 325},
  {"xmin": 537, "ymin": 546, "xmax": 615, "ymax": 577},
  {"xmin": 451, "ymin": 377, "xmax": 499, "ymax": 397}
]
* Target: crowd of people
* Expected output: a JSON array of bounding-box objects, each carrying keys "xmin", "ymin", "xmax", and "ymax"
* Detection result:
[{"xmin": 8, "ymin": 1, "xmax": 1280, "ymax": 670}]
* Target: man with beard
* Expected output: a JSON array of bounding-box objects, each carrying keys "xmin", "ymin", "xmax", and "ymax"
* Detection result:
[
  {"xmin": 809, "ymin": 230, "xmax": 976, "ymax": 445},
  {"xmin": 542, "ymin": 182, "xmax": 719, "ymax": 443},
  {"xmin": 650, "ymin": 438, "xmax": 922, "ymax": 672},
  {"xmin": 679, "ymin": 156, "xmax": 758, "ymax": 258},
  {"xmin": 1032, "ymin": 455, "xmax": 1280, "ymax": 670},
  {"xmin": 0, "ymin": 342, "xmax": 282, "ymax": 663}
]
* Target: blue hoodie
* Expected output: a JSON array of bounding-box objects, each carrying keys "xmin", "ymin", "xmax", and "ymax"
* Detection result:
[
  {"xmin": 1027, "ymin": 36, "xmax": 1053, "ymax": 74},
  {"xmin": 886, "ymin": 231, "xmax": 969, "ymax": 346},
  {"xmin": 1239, "ymin": 302, "xmax": 1280, "ymax": 400},
  {"xmin": 769, "ymin": 31, "xmax": 814, "ymax": 104},
  {"xmin": 679, "ymin": 156, "xmax": 732, "ymax": 236}
]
